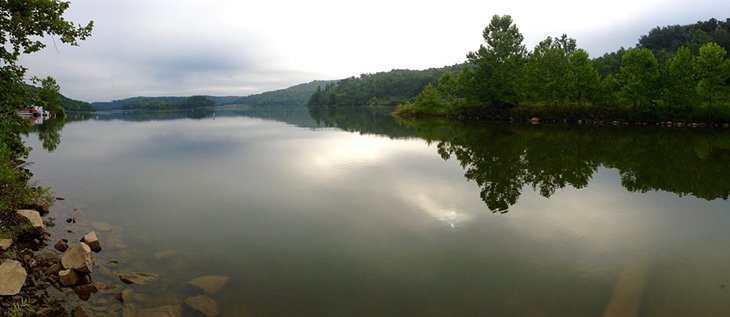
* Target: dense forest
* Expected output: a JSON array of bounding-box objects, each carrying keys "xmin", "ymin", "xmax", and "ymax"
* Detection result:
[
  {"xmin": 307, "ymin": 66, "xmax": 462, "ymax": 107},
  {"xmin": 306, "ymin": 17, "xmax": 730, "ymax": 123},
  {"xmin": 396, "ymin": 16, "xmax": 730, "ymax": 122},
  {"xmin": 231, "ymin": 80, "xmax": 334, "ymax": 107}
]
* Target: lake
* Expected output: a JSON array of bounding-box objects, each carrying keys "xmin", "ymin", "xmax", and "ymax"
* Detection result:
[{"xmin": 25, "ymin": 107, "xmax": 730, "ymax": 316}]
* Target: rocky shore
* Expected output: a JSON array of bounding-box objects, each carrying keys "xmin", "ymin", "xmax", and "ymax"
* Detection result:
[{"xmin": 1, "ymin": 198, "xmax": 237, "ymax": 317}]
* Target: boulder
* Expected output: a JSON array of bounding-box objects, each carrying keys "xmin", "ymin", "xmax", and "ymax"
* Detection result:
[
  {"xmin": 16, "ymin": 209, "xmax": 44, "ymax": 229},
  {"xmin": 0, "ymin": 259, "xmax": 27, "ymax": 295},
  {"xmin": 185, "ymin": 295, "xmax": 219, "ymax": 317},
  {"xmin": 81, "ymin": 231, "xmax": 102, "ymax": 252},
  {"xmin": 62, "ymin": 243, "xmax": 93, "ymax": 273},
  {"xmin": 187, "ymin": 275, "xmax": 230, "ymax": 295},
  {"xmin": 119, "ymin": 272, "xmax": 159, "ymax": 285},
  {"xmin": 55, "ymin": 239, "xmax": 69, "ymax": 252},
  {"xmin": 59, "ymin": 269, "xmax": 81, "ymax": 286},
  {"xmin": 0, "ymin": 238, "xmax": 12, "ymax": 251}
]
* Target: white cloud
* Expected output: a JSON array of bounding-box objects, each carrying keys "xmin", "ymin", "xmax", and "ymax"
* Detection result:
[{"xmin": 17, "ymin": 0, "xmax": 730, "ymax": 101}]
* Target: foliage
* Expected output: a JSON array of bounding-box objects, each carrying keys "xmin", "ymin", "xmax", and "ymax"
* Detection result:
[
  {"xmin": 695, "ymin": 42, "xmax": 730, "ymax": 108},
  {"xmin": 93, "ymin": 95, "xmax": 217, "ymax": 111},
  {"xmin": 638, "ymin": 18, "xmax": 730, "ymax": 58},
  {"xmin": 464, "ymin": 15, "xmax": 526, "ymax": 108},
  {"xmin": 34, "ymin": 76, "xmax": 64, "ymax": 116},
  {"xmin": 308, "ymin": 66, "xmax": 462, "ymax": 108},
  {"xmin": 234, "ymin": 80, "xmax": 335, "ymax": 107},
  {"xmin": 5, "ymin": 297, "xmax": 34, "ymax": 317},
  {"xmin": 394, "ymin": 17, "xmax": 730, "ymax": 122}
]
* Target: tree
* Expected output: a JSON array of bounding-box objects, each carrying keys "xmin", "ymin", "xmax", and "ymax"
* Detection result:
[
  {"xmin": 466, "ymin": 15, "xmax": 527, "ymax": 108},
  {"xmin": 664, "ymin": 47, "xmax": 698, "ymax": 110},
  {"xmin": 1, "ymin": 1, "xmax": 93, "ymax": 158},
  {"xmin": 36, "ymin": 76, "xmax": 64, "ymax": 116},
  {"xmin": 566, "ymin": 49, "xmax": 600, "ymax": 105},
  {"xmin": 620, "ymin": 48, "xmax": 659, "ymax": 111},
  {"xmin": 695, "ymin": 42, "xmax": 729, "ymax": 108},
  {"xmin": 524, "ymin": 36, "xmax": 572, "ymax": 104}
]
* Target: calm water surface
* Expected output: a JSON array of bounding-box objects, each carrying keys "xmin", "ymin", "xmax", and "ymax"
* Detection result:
[{"xmin": 25, "ymin": 108, "xmax": 730, "ymax": 316}]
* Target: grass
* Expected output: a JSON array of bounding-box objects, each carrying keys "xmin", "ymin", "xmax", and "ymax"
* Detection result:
[{"xmin": 5, "ymin": 297, "xmax": 34, "ymax": 317}]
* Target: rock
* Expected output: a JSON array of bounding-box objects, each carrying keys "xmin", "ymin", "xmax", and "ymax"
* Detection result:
[
  {"xmin": 74, "ymin": 305, "xmax": 96, "ymax": 317},
  {"xmin": 122, "ymin": 304, "xmax": 137, "ymax": 317},
  {"xmin": 81, "ymin": 231, "xmax": 102, "ymax": 252},
  {"xmin": 36, "ymin": 251, "xmax": 60, "ymax": 266},
  {"xmin": 62, "ymin": 243, "xmax": 93, "ymax": 273},
  {"xmin": 55, "ymin": 239, "xmax": 69, "ymax": 252},
  {"xmin": 187, "ymin": 275, "xmax": 230, "ymax": 295},
  {"xmin": 20, "ymin": 199, "xmax": 50, "ymax": 215},
  {"xmin": 36, "ymin": 307, "xmax": 57, "ymax": 317},
  {"xmin": 0, "ymin": 259, "xmax": 27, "ymax": 295},
  {"xmin": 0, "ymin": 238, "xmax": 12, "ymax": 251},
  {"xmin": 185, "ymin": 295, "xmax": 219, "ymax": 317},
  {"xmin": 45, "ymin": 263, "xmax": 63, "ymax": 275},
  {"xmin": 16, "ymin": 209, "xmax": 44, "ymax": 229},
  {"xmin": 72, "ymin": 283, "xmax": 99, "ymax": 301},
  {"xmin": 59, "ymin": 269, "xmax": 81, "ymax": 286},
  {"xmin": 119, "ymin": 272, "xmax": 159, "ymax": 285},
  {"xmin": 116, "ymin": 288, "xmax": 134, "ymax": 302},
  {"xmin": 137, "ymin": 304, "xmax": 182, "ymax": 317}
]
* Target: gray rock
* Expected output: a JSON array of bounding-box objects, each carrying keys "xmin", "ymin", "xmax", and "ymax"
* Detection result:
[
  {"xmin": 59, "ymin": 269, "xmax": 81, "ymax": 286},
  {"xmin": 0, "ymin": 259, "xmax": 27, "ymax": 296},
  {"xmin": 119, "ymin": 272, "xmax": 159, "ymax": 285},
  {"xmin": 185, "ymin": 295, "xmax": 219, "ymax": 317},
  {"xmin": 16, "ymin": 209, "xmax": 44, "ymax": 229},
  {"xmin": 0, "ymin": 238, "xmax": 12, "ymax": 251},
  {"xmin": 187, "ymin": 275, "xmax": 230, "ymax": 295},
  {"xmin": 81, "ymin": 231, "xmax": 102, "ymax": 252},
  {"xmin": 62, "ymin": 243, "xmax": 93, "ymax": 273}
]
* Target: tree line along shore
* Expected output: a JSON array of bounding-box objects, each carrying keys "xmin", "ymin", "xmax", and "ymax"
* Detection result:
[{"xmin": 309, "ymin": 16, "xmax": 730, "ymax": 124}]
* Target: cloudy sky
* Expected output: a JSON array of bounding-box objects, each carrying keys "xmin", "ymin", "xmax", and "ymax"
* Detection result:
[{"xmin": 19, "ymin": 0, "xmax": 730, "ymax": 102}]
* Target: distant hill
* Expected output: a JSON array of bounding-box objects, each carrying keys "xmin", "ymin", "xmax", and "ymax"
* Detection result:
[
  {"xmin": 60, "ymin": 94, "xmax": 95, "ymax": 112},
  {"xmin": 92, "ymin": 96, "xmax": 216, "ymax": 111},
  {"xmin": 89, "ymin": 81, "xmax": 334, "ymax": 111},
  {"xmin": 307, "ymin": 65, "xmax": 463, "ymax": 108},
  {"xmin": 230, "ymin": 80, "xmax": 335, "ymax": 107}
]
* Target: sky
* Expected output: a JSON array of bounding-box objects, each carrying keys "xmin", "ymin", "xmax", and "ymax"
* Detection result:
[{"xmin": 18, "ymin": 0, "xmax": 730, "ymax": 102}]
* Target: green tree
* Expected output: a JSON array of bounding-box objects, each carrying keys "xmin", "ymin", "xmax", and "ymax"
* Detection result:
[
  {"xmin": 524, "ymin": 36, "xmax": 573, "ymax": 104},
  {"xmin": 1, "ymin": 1, "xmax": 93, "ymax": 158},
  {"xmin": 664, "ymin": 47, "xmax": 698, "ymax": 110},
  {"xmin": 566, "ymin": 49, "xmax": 600, "ymax": 104},
  {"xmin": 36, "ymin": 76, "xmax": 64, "ymax": 116},
  {"xmin": 620, "ymin": 48, "xmax": 659, "ymax": 111},
  {"xmin": 695, "ymin": 42, "xmax": 729, "ymax": 108},
  {"xmin": 466, "ymin": 14, "xmax": 526, "ymax": 108}
]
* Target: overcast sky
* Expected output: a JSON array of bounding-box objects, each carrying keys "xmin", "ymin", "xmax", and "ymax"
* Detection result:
[{"xmin": 18, "ymin": 0, "xmax": 730, "ymax": 102}]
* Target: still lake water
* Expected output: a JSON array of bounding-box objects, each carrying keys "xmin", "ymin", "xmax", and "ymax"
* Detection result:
[{"xmin": 25, "ymin": 108, "xmax": 730, "ymax": 316}]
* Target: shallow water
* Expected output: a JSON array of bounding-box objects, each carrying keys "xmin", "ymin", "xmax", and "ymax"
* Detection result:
[{"xmin": 25, "ymin": 108, "xmax": 730, "ymax": 316}]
